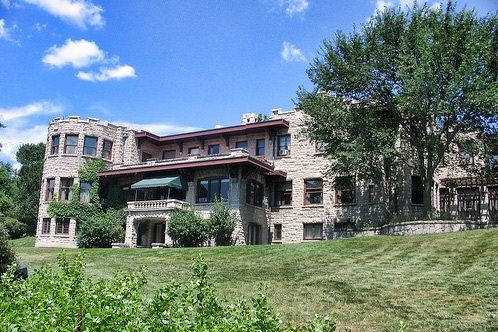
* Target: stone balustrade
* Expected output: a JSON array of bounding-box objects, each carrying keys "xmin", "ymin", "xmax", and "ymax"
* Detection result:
[{"xmin": 127, "ymin": 199, "xmax": 190, "ymax": 211}]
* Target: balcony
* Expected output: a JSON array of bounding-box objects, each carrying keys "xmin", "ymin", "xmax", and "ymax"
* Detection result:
[{"xmin": 127, "ymin": 199, "xmax": 190, "ymax": 212}]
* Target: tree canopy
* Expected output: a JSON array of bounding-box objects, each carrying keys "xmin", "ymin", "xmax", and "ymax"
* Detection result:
[{"xmin": 299, "ymin": 1, "xmax": 498, "ymax": 217}]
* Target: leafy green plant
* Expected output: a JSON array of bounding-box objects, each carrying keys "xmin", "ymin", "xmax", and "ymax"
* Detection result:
[
  {"xmin": 0, "ymin": 212, "xmax": 26, "ymax": 239},
  {"xmin": 167, "ymin": 209, "xmax": 210, "ymax": 247},
  {"xmin": 77, "ymin": 208, "xmax": 126, "ymax": 248},
  {"xmin": 0, "ymin": 223, "xmax": 16, "ymax": 276},
  {"xmin": 208, "ymin": 200, "xmax": 237, "ymax": 246}
]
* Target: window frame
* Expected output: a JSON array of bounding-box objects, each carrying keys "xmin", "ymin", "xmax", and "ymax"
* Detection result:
[
  {"xmin": 188, "ymin": 146, "xmax": 200, "ymax": 156},
  {"xmin": 64, "ymin": 134, "xmax": 78, "ymax": 154},
  {"xmin": 273, "ymin": 224, "xmax": 282, "ymax": 241},
  {"xmin": 335, "ymin": 176, "xmax": 356, "ymax": 205},
  {"xmin": 162, "ymin": 149, "xmax": 176, "ymax": 160},
  {"xmin": 304, "ymin": 178, "xmax": 323, "ymax": 205},
  {"xmin": 79, "ymin": 181, "xmax": 92, "ymax": 203},
  {"xmin": 102, "ymin": 139, "xmax": 113, "ymax": 160},
  {"xmin": 246, "ymin": 180, "xmax": 263, "ymax": 207},
  {"xmin": 59, "ymin": 177, "xmax": 74, "ymax": 201},
  {"xmin": 277, "ymin": 134, "xmax": 291, "ymax": 156},
  {"xmin": 50, "ymin": 135, "xmax": 60, "ymax": 155},
  {"xmin": 141, "ymin": 152, "xmax": 152, "ymax": 162},
  {"xmin": 55, "ymin": 218, "xmax": 70, "ymax": 235},
  {"xmin": 303, "ymin": 223, "xmax": 323, "ymax": 240},
  {"xmin": 45, "ymin": 178, "xmax": 55, "ymax": 201},
  {"xmin": 196, "ymin": 178, "xmax": 230, "ymax": 203},
  {"xmin": 208, "ymin": 144, "xmax": 220, "ymax": 155},
  {"xmin": 274, "ymin": 181, "xmax": 292, "ymax": 207},
  {"xmin": 83, "ymin": 136, "xmax": 98, "ymax": 156},
  {"xmin": 235, "ymin": 141, "xmax": 248, "ymax": 150},
  {"xmin": 256, "ymin": 138, "xmax": 265, "ymax": 156},
  {"xmin": 42, "ymin": 218, "xmax": 51, "ymax": 234}
]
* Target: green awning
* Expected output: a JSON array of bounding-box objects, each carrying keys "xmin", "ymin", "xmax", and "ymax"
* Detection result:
[{"xmin": 131, "ymin": 176, "xmax": 186, "ymax": 190}]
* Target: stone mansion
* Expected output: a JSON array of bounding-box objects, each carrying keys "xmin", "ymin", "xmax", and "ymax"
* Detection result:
[{"xmin": 35, "ymin": 109, "xmax": 498, "ymax": 248}]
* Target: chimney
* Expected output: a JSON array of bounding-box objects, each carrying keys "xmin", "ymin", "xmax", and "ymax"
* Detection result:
[{"xmin": 241, "ymin": 113, "xmax": 258, "ymax": 124}]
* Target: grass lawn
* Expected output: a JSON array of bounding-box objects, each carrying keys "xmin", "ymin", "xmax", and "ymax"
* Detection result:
[{"xmin": 12, "ymin": 229, "xmax": 498, "ymax": 331}]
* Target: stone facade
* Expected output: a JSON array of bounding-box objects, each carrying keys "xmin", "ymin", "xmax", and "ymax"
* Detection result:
[{"xmin": 36, "ymin": 110, "xmax": 497, "ymax": 248}]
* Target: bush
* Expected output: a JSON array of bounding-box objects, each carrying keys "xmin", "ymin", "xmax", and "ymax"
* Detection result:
[
  {"xmin": 77, "ymin": 208, "xmax": 125, "ymax": 248},
  {"xmin": 167, "ymin": 209, "xmax": 210, "ymax": 247},
  {"xmin": 209, "ymin": 200, "xmax": 237, "ymax": 246},
  {"xmin": 0, "ymin": 252, "xmax": 336, "ymax": 331},
  {"xmin": 0, "ymin": 212, "xmax": 26, "ymax": 239},
  {"xmin": 0, "ymin": 223, "xmax": 16, "ymax": 276}
]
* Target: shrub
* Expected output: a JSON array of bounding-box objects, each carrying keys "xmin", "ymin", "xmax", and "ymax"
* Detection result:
[
  {"xmin": 168, "ymin": 209, "xmax": 210, "ymax": 247},
  {"xmin": 0, "ymin": 223, "xmax": 16, "ymax": 276},
  {"xmin": 77, "ymin": 208, "xmax": 125, "ymax": 248},
  {"xmin": 209, "ymin": 200, "xmax": 237, "ymax": 246},
  {"xmin": 0, "ymin": 212, "xmax": 26, "ymax": 239},
  {"xmin": 0, "ymin": 252, "xmax": 337, "ymax": 331}
]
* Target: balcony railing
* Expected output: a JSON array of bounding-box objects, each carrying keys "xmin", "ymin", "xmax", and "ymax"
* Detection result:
[{"xmin": 127, "ymin": 199, "xmax": 190, "ymax": 211}]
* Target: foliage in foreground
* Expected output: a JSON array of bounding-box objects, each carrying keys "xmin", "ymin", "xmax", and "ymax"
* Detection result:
[
  {"xmin": 0, "ymin": 252, "xmax": 336, "ymax": 331},
  {"xmin": 0, "ymin": 223, "xmax": 17, "ymax": 276}
]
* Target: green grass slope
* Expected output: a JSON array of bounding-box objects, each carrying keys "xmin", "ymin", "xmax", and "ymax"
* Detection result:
[{"xmin": 14, "ymin": 229, "xmax": 498, "ymax": 331}]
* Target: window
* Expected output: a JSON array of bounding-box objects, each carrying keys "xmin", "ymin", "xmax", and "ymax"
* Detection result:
[
  {"xmin": 246, "ymin": 181, "xmax": 263, "ymax": 207},
  {"xmin": 277, "ymin": 135, "xmax": 291, "ymax": 156},
  {"xmin": 51, "ymin": 135, "xmax": 60, "ymax": 155},
  {"xmin": 162, "ymin": 149, "xmax": 176, "ymax": 160},
  {"xmin": 55, "ymin": 218, "xmax": 70, "ymax": 235},
  {"xmin": 141, "ymin": 152, "xmax": 152, "ymax": 162},
  {"xmin": 304, "ymin": 178, "xmax": 323, "ymax": 205},
  {"xmin": 235, "ymin": 141, "xmax": 248, "ymax": 150},
  {"xmin": 275, "ymin": 181, "xmax": 292, "ymax": 206},
  {"xmin": 315, "ymin": 141, "xmax": 326, "ymax": 153},
  {"xmin": 439, "ymin": 188, "xmax": 452, "ymax": 213},
  {"xmin": 368, "ymin": 184, "xmax": 375, "ymax": 204},
  {"xmin": 335, "ymin": 176, "xmax": 356, "ymax": 204},
  {"xmin": 83, "ymin": 136, "xmax": 97, "ymax": 156},
  {"xmin": 188, "ymin": 146, "xmax": 200, "ymax": 155},
  {"xmin": 459, "ymin": 143, "xmax": 475, "ymax": 165},
  {"xmin": 256, "ymin": 139, "xmax": 265, "ymax": 156},
  {"xmin": 46, "ymin": 178, "xmax": 55, "ymax": 201},
  {"xmin": 102, "ymin": 140, "xmax": 113, "ymax": 160},
  {"xmin": 303, "ymin": 223, "xmax": 323, "ymax": 240},
  {"xmin": 208, "ymin": 144, "xmax": 220, "ymax": 155},
  {"xmin": 42, "ymin": 218, "xmax": 51, "ymax": 234},
  {"xmin": 197, "ymin": 178, "xmax": 230, "ymax": 203},
  {"xmin": 80, "ymin": 182, "xmax": 91, "ymax": 203},
  {"xmin": 411, "ymin": 176, "xmax": 424, "ymax": 205},
  {"xmin": 59, "ymin": 178, "xmax": 73, "ymax": 201},
  {"xmin": 457, "ymin": 187, "xmax": 481, "ymax": 220},
  {"xmin": 274, "ymin": 224, "xmax": 282, "ymax": 241},
  {"xmin": 64, "ymin": 134, "xmax": 78, "ymax": 154}
]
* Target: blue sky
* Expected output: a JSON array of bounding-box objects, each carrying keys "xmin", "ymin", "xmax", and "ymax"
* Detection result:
[{"xmin": 0, "ymin": 0, "xmax": 497, "ymax": 166}]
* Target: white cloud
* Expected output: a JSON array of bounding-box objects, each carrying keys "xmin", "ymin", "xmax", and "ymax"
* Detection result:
[
  {"xmin": 0, "ymin": 101, "xmax": 62, "ymax": 122},
  {"xmin": 1, "ymin": 0, "xmax": 10, "ymax": 8},
  {"xmin": 374, "ymin": 0, "xmax": 441, "ymax": 14},
  {"xmin": 22, "ymin": 0, "xmax": 104, "ymax": 29},
  {"xmin": 281, "ymin": 41, "xmax": 306, "ymax": 62},
  {"xmin": 0, "ymin": 101, "xmax": 63, "ymax": 164},
  {"xmin": 430, "ymin": 2, "xmax": 441, "ymax": 10},
  {"xmin": 375, "ymin": 0, "xmax": 394, "ymax": 12},
  {"xmin": 114, "ymin": 121, "xmax": 203, "ymax": 136},
  {"xmin": 34, "ymin": 22, "xmax": 47, "ymax": 31},
  {"xmin": 282, "ymin": 0, "xmax": 309, "ymax": 16},
  {"xmin": 76, "ymin": 64, "xmax": 136, "ymax": 82},
  {"xmin": 0, "ymin": 19, "xmax": 9, "ymax": 39},
  {"xmin": 42, "ymin": 38, "xmax": 105, "ymax": 68}
]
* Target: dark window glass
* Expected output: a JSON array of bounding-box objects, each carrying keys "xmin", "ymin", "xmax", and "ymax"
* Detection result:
[
  {"xmin": 246, "ymin": 181, "xmax": 263, "ymax": 207},
  {"xmin": 162, "ymin": 149, "xmax": 176, "ymax": 160},
  {"xmin": 274, "ymin": 224, "xmax": 282, "ymax": 241},
  {"xmin": 55, "ymin": 218, "xmax": 70, "ymax": 234},
  {"xmin": 305, "ymin": 178, "xmax": 323, "ymax": 205},
  {"xmin": 303, "ymin": 223, "xmax": 323, "ymax": 240},
  {"xmin": 42, "ymin": 218, "xmax": 51, "ymax": 234},
  {"xmin": 59, "ymin": 178, "xmax": 73, "ymax": 201},
  {"xmin": 457, "ymin": 187, "xmax": 481, "ymax": 221},
  {"xmin": 411, "ymin": 176, "xmax": 424, "ymax": 205},
  {"xmin": 141, "ymin": 152, "xmax": 152, "ymax": 162},
  {"xmin": 256, "ymin": 139, "xmax": 265, "ymax": 156},
  {"xmin": 335, "ymin": 176, "xmax": 356, "ymax": 204},
  {"xmin": 208, "ymin": 144, "xmax": 220, "ymax": 155},
  {"xmin": 277, "ymin": 135, "xmax": 291, "ymax": 156},
  {"xmin": 188, "ymin": 147, "xmax": 199, "ymax": 155},
  {"xmin": 51, "ymin": 135, "xmax": 60, "ymax": 155},
  {"xmin": 64, "ymin": 134, "xmax": 78, "ymax": 154},
  {"xmin": 83, "ymin": 136, "xmax": 97, "ymax": 156},
  {"xmin": 102, "ymin": 140, "xmax": 113, "ymax": 159},
  {"xmin": 275, "ymin": 181, "xmax": 292, "ymax": 206},
  {"xmin": 235, "ymin": 141, "xmax": 248, "ymax": 150},
  {"xmin": 80, "ymin": 182, "xmax": 91, "ymax": 203},
  {"xmin": 46, "ymin": 178, "xmax": 55, "ymax": 201},
  {"xmin": 197, "ymin": 178, "xmax": 230, "ymax": 203}
]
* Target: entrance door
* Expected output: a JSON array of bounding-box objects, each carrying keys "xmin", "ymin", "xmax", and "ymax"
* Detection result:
[
  {"xmin": 248, "ymin": 223, "xmax": 261, "ymax": 245},
  {"xmin": 153, "ymin": 223, "xmax": 165, "ymax": 243}
]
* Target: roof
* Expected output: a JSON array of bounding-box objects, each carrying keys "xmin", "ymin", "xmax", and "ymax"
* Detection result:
[
  {"xmin": 97, "ymin": 154, "xmax": 287, "ymax": 178},
  {"xmin": 134, "ymin": 118, "xmax": 289, "ymax": 146}
]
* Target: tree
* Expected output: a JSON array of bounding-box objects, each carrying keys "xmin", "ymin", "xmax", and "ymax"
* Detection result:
[
  {"xmin": 208, "ymin": 200, "xmax": 237, "ymax": 246},
  {"xmin": 15, "ymin": 143, "xmax": 45, "ymax": 234},
  {"xmin": 0, "ymin": 162, "xmax": 24, "ymax": 238},
  {"xmin": 299, "ymin": 1, "xmax": 498, "ymax": 218},
  {"xmin": 0, "ymin": 223, "xmax": 16, "ymax": 276}
]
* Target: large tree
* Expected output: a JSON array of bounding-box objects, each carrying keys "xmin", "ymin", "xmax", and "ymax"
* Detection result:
[
  {"xmin": 15, "ymin": 143, "xmax": 45, "ymax": 234},
  {"xmin": 299, "ymin": 1, "xmax": 498, "ymax": 218}
]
